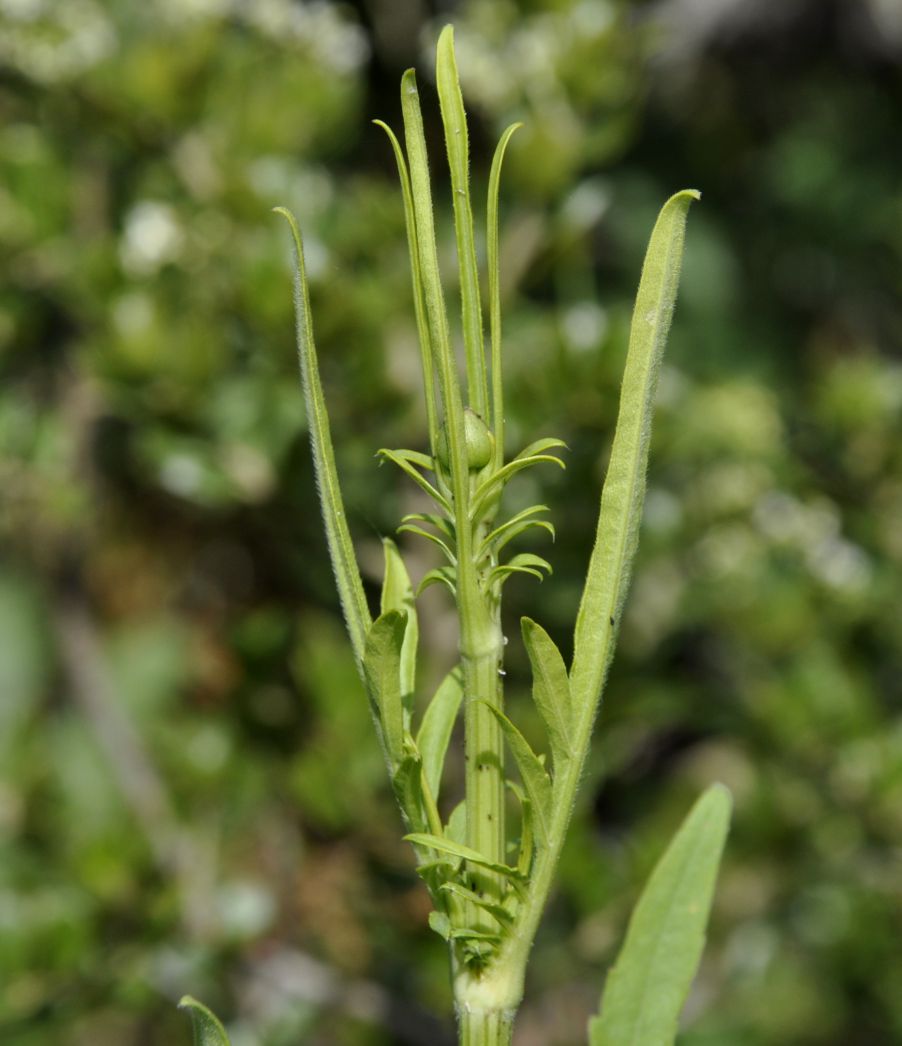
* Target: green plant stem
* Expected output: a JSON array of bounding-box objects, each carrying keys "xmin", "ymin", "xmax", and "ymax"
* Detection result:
[
  {"xmin": 460, "ymin": 597, "xmax": 505, "ymax": 900},
  {"xmin": 457, "ymin": 1005, "xmax": 515, "ymax": 1046}
]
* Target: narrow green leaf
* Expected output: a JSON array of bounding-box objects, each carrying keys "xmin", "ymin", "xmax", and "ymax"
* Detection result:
[
  {"xmin": 446, "ymin": 799, "xmax": 467, "ymax": 844},
  {"xmin": 570, "ymin": 190, "xmax": 699, "ymax": 724},
  {"xmin": 589, "ymin": 784, "xmax": 732, "ymax": 1046},
  {"xmin": 481, "ymin": 704, "xmax": 553, "ymax": 847},
  {"xmin": 513, "ymin": 437, "xmax": 569, "ymax": 461},
  {"xmin": 429, "ymin": 910, "xmax": 452, "ymax": 940},
  {"xmin": 404, "ymin": 832, "xmax": 526, "ymax": 880},
  {"xmin": 479, "ymin": 505, "xmax": 552, "ymax": 558},
  {"xmin": 521, "ymin": 617, "xmax": 573, "ymax": 767},
  {"xmin": 487, "ymin": 122, "xmax": 522, "ymax": 468},
  {"xmin": 436, "ymin": 24, "xmax": 488, "ymax": 418},
  {"xmin": 363, "ymin": 610, "xmax": 407, "ymax": 766},
  {"xmin": 372, "ymin": 119, "xmax": 440, "ymax": 452},
  {"xmin": 392, "ymin": 752, "xmax": 428, "ymax": 834},
  {"xmin": 487, "ymin": 553, "xmax": 552, "ymax": 588},
  {"xmin": 416, "ymin": 566, "xmax": 457, "ymax": 598},
  {"xmin": 178, "ymin": 996, "xmax": 230, "ymax": 1046},
  {"xmin": 416, "ymin": 667, "xmax": 463, "ymax": 800},
  {"xmin": 400, "ymin": 68, "xmax": 469, "ymax": 513},
  {"xmin": 397, "ymin": 523, "xmax": 456, "ymax": 563},
  {"xmin": 380, "ymin": 539, "xmax": 418, "ymax": 712},
  {"xmin": 471, "ymin": 454, "xmax": 565, "ymax": 520},
  {"xmin": 377, "ymin": 448, "xmax": 451, "ymax": 512},
  {"xmin": 401, "ymin": 511, "xmax": 456, "ymax": 541},
  {"xmin": 274, "ymin": 208, "xmax": 371, "ymax": 673},
  {"xmin": 440, "ymin": 881, "xmax": 514, "ymax": 927}
]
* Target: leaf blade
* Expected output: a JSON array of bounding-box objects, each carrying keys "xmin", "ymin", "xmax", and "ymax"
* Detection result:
[
  {"xmin": 363, "ymin": 609, "xmax": 408, "ymax": 766},
  {"xmin": 178, "ymin": 996, "xmax": 231, "ymax": 1046},
  {"xmin": 481, "ymin": 704, "xmax": 553, "ymax": 848},
  {"xmin": 274, "ymin": 207, "xmax": 372, "ymax": 673},
  {"xmin": 380, "ymin": 539, "xmax": 418, "ymax": 710},
  {"xmin": 521, "ymin": 617, "xmax": 572, "ymax": 767},
  {"xmin": 570, "ymin": 190, "xmax": 699, "ymax": 725},
  {"xmin": 416, "ymin": 667, "xmax": 464, "ymax": 800},
  {"xmin": 589, "ymin": 784, "xmax": 732, "ymax": 1046}
]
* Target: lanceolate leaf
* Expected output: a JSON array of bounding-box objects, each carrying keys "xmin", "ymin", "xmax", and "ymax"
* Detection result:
[
  {"xmin": 482, "ymin": 704, "xmax": 553, "ymax": 848},
  {"xmin": 380, "ymin": 539, "xmax": 418, "ymax": 714},
  {"xmin": 521, "ymin": 617, "xmax": 572, "ymax": 767},
  {"xmin": 372, "ymin": 119, "xmax": 440, "ymax": 451},
  {"xmin": 589, "ymin": 784, "xmax": 732, "ymax": 1046},
  {"xmin": 393, "ymin": 752, "xmax": 428, "ymax": 834},
  {"xmin": 436, "ymin": 24, "xmax": 488, "ymax": 418},
  {"xmin": 363, "ymin": 610, "xmax": 408, "ymax": 766},
  {"xmin": 479, "ymin": 506, "xmax": 554, "ymax": 558},
  {"xmin": 274, "ymin": 207, "xmax": 371, "ymax": 673},
  {"xmin": 378, "ymin": 448, "xmax": 451, "ymax": 512},
  {"xmin": 404, "ymin": 833, "xmax": 526, "ymax": 881},
  {"xmin": 417, "ymin": 667, "xmax": 464, "ymax": 800},
  {"xmin": 178, "ymin": 996, "xmax": 230, "ymax": 1046},
  {"xmin": 570, "ymin": 190, "xmax": 699, "ymax": 725},
  {"xmin": 487, "ymin": 121, "xmax": 522, "ymax": 468},
  {"xmin": 487, "ymin": 553, "xmax": 552, "ymax": 588}
]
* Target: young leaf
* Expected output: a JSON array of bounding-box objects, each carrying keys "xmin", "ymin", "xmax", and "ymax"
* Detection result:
[
  {"xmin": 487, "ymin": 553, "xmax": 552, "ymax": 588},
  {"xmin": 417, "ymin": 565, "xmax": 457, "ymax": 598},
  {"xmin": 487, "ymin": 121, "xmax": 522, "ymax": 467},
  {"xmin": 393, "ymin": 752, "xmax": 428, "ymax": 835},
  {"xmin": 372, "ymin": 119, "xmax": 440, "ymax": 452},
  {"xmin": 570, "ymin": 190, "xmax": 699, "ymax": 725},
  {"xmin": 521, "ymin": 617, "xmax": 573, "ymax": 767},
  {"xmin": 377, "ymin": 448, "xmax": 451, "ymax": 512},
  {"xmin": 363, "ymin": 610, "xmax": 408, "ymax": 766},
  {"xmin": 436, "ymin": 24, "xmax": 487, "ymax": 418},
  {"xmin": 274, "ymin": 208, "xmax": 372, "ymax": 673},
  {"xmin": 440, "ymin": 881, "xmax": 514, "ymax": 927},
  {"xmin": 404, "ymin": 832, "xmax": 526, "ymax": 881},
  {"xmin": 178, "ymin": 996, "xmax": 230, "ymax": 1046},
  {"xmin": 481, "ymin": 704, "xmax": 553, "ymax": 848},
  {"xmin": 381, "ymin": 539, "xmax": 418, "ymax": 712},
  {"xmin": 588, "ymin": 784, "xmax": 732, "ymax": 1046},
  {"xmin": 479, "ymin": 505, "xmax": 553, "ymax": 559},
  {"xmin": 416, "ymin": 667, "xmax": 464, "ymax": 800},
  {"xmin": 397, "ymin": 522, "xmax": 456, "ymax": 563}
]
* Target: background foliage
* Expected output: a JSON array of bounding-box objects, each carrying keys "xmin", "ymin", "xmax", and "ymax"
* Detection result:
[{"xmin": 2, "ymin": 1, "xmax": 901, "ymax": 1043}]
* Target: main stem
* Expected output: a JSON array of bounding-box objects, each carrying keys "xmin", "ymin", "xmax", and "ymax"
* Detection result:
[{"xmin": 458, "ymin": 1005, "xmax": 515, "ymax": 1046}]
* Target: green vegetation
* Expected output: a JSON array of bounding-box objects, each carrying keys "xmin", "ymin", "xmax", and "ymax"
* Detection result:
[
  {"xmin": 3, "ymin": 2, "xmax": 902, "ymax": 1044},
  {"xmin": 269, "ymin": 29, "xmax": 725, "ymax": 1042}
]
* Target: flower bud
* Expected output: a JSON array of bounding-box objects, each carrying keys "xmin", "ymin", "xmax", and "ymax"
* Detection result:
[{"xmin": 435, "ymin": 409, "xmax": 494, "ymax": 471}]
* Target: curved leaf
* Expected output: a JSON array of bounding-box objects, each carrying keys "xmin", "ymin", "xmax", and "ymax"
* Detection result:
[
  {"xmin": 363, "ymin": 610, "xmax": 407, "ymax": 766},
  {"xmin": 481, "ymin": 704, "xmax": 553, "ymax": 848},
  {"xmin": 274, "ymin": 208, "xmax": 371, "ymax": 673},
  {"xmin": 570, "ymin": 190, "xmax": 699, "ymax": 727},
  {"xmin": 589, "ymin": 784, "xmax": 731, "ymax": 1046},
  {"xmin": 521, "ymin": 617, "xmax": 573, "ymax": 767},
  {"xmin": 381, "ymin": 539, "xmax": 418, "ymax": 712},
  {"xmin": 416, "ymin": 667, "xmax": 463, "ymax": 800},
  {"xmin": 178, "ymin": 996, "xmax": 230, "ymax": 1046}
]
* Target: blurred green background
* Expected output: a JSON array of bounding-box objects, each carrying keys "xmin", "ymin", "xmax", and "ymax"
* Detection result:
[{"xmin": 2, "ymin": 0, "xmax": 902, "ymax": 1043}]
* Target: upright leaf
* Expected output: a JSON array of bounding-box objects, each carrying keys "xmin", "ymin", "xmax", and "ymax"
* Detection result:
[
  {"xmin": 589, "ymin": 784, "xmax": 732, "ymax": 1046},
  {"xmin": 363, "ymin": 610, "xmax": 407, "ymax": 766},
  {"xmin": 487, "ymin": 122, "xmax": 522, "ymax": 467},
  {"xmin": 436, "ymin": 24, "xmax": 488, "ymax": 418},
  {"xmin": 521, "ymin": 617, "xmax": 572, "ymax": 767},
  {"xmin": 274, "ymin": 208, "xmax": 372, "ymax": 673},
  {"xmin": 570, "ymin": 190, "xmax": 699, "ymax": 723},
  {"xmin": 417, "ymin": 667, "xmax": 464, "ymax": 800},
  {"xmin": 381, "ymin": 539, "xmax": 418, "ymax": 714},
  {"xmin": 482, "ymin": 704, "xmax": 553, "ymax": 848},
  {"xmin": 178, "ymin": 996, "xmax": 230, "ymax": 1046}
]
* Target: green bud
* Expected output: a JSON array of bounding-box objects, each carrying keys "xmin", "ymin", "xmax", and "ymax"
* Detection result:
[{"xmin": 435, "ymin": 409, "xmax": 494, "ymax": 471}]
